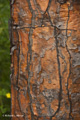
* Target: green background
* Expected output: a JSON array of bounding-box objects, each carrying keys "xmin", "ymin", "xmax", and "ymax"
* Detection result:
[{"xmin": 0, "ymin": 0, "xmax": 11, "ymax": 119}]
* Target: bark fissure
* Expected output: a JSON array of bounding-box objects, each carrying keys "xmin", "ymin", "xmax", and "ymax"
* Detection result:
[{"xmin": 66, "ymin": 5, "xmax": 73, "ymax": 120}]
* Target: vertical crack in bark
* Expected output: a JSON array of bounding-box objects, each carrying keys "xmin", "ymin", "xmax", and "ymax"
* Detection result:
[
  {"xmin": 66, "ymin": 4, "xmax": 74, "ymax": 120},
  {"xmin": 16, "ymin": 31, "xmax": 20, "ymax": 119},
  {"xmin": 27, "ymin": 28, "xmax": 34, "ymax": 120},
  {"xmin": 18, "ymin": 30, "xmax": 26, "ymax": 119},
  {"xmin": 27, "ymin": 1, "xmax": 36, "ymax": 119},
  {"xmin": 50, "ymin": 27, "xmax": 62, "ymax": 120}
]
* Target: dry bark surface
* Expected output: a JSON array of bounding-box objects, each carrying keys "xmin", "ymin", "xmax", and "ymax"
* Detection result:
[{"xmin": 10, "ymin": 0, "xmax": 80, "ymax": 120}]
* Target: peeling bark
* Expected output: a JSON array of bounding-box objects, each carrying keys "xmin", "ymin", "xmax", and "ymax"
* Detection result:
[{"xmin": 10, "ymin": 0, "xmax": 80, "ymax": 120}]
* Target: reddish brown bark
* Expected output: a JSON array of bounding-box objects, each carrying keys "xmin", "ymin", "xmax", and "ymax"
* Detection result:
[{"xmin": 10, "ymin": 0, "xmax": 80, "ymax": 120}]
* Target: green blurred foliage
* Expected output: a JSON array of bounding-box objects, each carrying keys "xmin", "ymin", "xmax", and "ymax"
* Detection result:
[{"xmin": 0, "ymin": 0, "xmax": 10, "ymax": 119}]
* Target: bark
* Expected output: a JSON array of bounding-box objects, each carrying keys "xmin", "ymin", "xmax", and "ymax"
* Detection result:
[{"xmin": 10, "ymin": 0, "xmax": 80, "ymax": 120}]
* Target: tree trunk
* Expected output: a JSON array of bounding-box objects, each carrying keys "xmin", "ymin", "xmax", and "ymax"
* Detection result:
[{"xmin": 10, "ymin": 0, "xmax": 80, "ymax": 120}]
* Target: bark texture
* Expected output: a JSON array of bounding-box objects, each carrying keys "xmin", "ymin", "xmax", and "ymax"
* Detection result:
[{"xmin": 10, "ymin": 0, "xmax": 80, "ymax": 120}]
